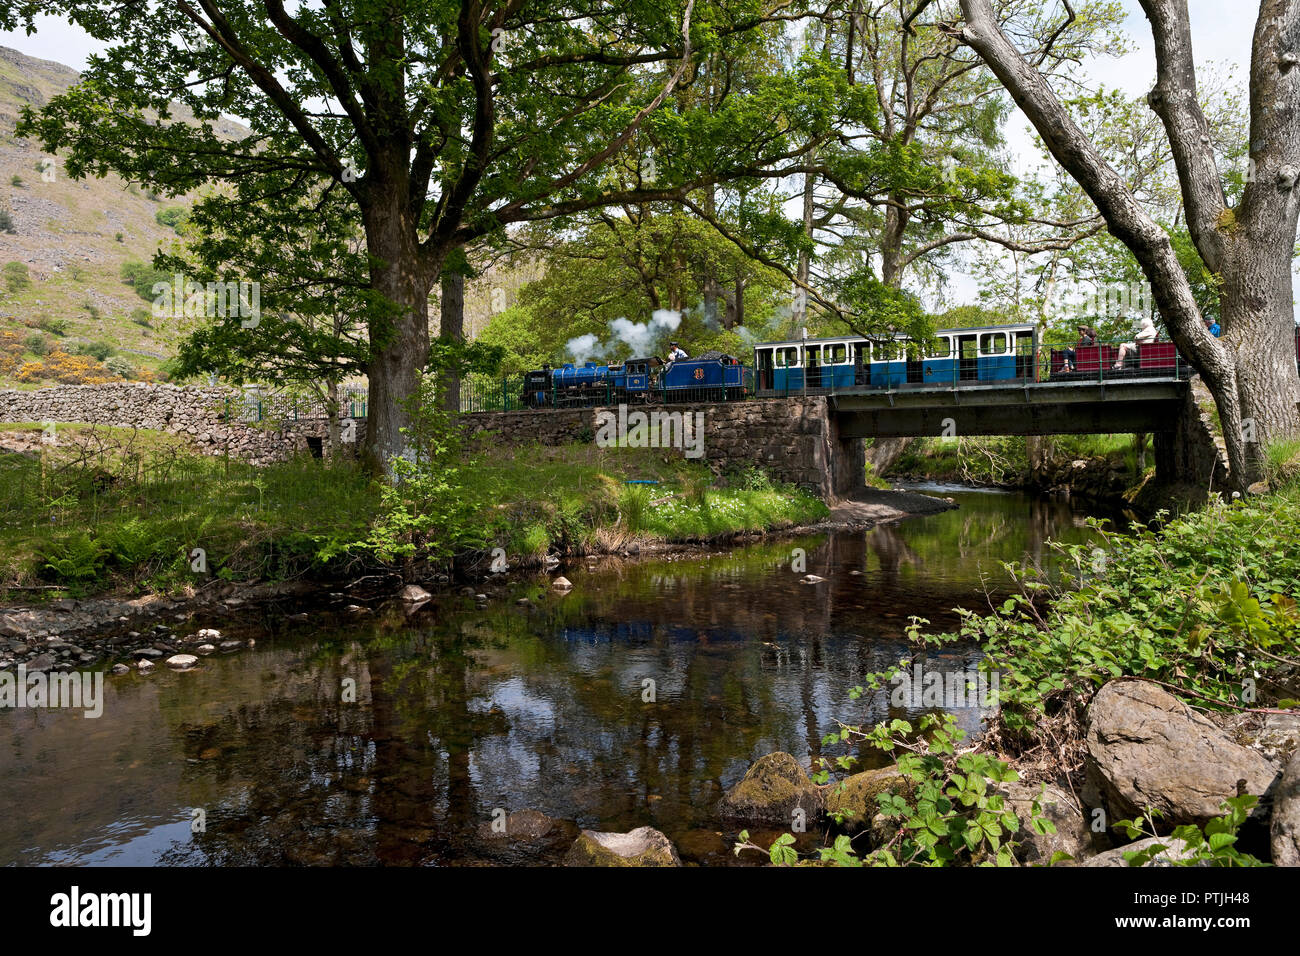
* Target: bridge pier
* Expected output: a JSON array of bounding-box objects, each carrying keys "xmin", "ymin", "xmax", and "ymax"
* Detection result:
[{"xmin": 1152, "ymin": 379, "xmax": 1229, "ymax": 490}]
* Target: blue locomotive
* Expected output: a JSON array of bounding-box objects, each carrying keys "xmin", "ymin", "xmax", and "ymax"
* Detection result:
[{"xmin": 522, "ymin": 351, "xmax": 748, "ymax": 407}]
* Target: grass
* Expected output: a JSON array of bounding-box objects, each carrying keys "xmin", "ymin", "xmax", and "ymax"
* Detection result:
[{"xmin": 0, "ymin": 426, "xmax": 829, "ymax": 595}]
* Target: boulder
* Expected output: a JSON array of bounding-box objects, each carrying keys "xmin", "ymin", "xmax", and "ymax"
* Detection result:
[
  {"xmin": 719, "ymin": 752, "xmax": 823, "ymax": 825},
  {"xmin": 824, "ymin": 766, "xmax": 907, "ymax": 832},
  {"xmin": 563, "ymin": 826, "xmax": 681, "ymax": 867},
  {"xmin": 993, "ymin": 782, "xmax": 1092, "ymax": 864},
  {"xmin": 1271, "ymin": 751, "xmax": 1300, "ymax": 867},
  {"xmin": 400, "ymin": 584, "xmax": 432, "ymax": 603},
  {"xmin": 1081, "ymin": 835, "xmax": 1199, "ymax": 867},
  {"xmin": 1085, "ymin": 679, "xmax": 1278, "ymax": 826}
]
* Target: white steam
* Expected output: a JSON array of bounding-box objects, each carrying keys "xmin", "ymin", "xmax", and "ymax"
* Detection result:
[{"xmin": 565, "ymin": 309, "xmax": 682, "ymax": 363}]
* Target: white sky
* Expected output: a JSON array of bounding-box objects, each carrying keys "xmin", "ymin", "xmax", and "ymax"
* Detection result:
[{"xmin": 1, "ymin": 2, "xmax": 1274, "ymax": 315}]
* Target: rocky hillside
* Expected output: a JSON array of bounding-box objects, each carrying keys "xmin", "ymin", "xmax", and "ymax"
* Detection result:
[{"xmin": 0, "ymin": 45, "xmax": 245, "ymax": 388}]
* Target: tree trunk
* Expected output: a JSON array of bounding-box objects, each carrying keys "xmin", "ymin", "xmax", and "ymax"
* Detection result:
[
  {"xmin": 362, "ymin": 198, "xmax": 434, "ymax": 474},
  {"xmin": 325, "ymin": 379, "xmax": 341, "ymax": 458},
  {"xmin": 440, "ymin": 269, "xmax": 465, "ymax": 413},
  {"xmin": 954, "ymin": 0, "xmax": 1300, "ymax": 490}
]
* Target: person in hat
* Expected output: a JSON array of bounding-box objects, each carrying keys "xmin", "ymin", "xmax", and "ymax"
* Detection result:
[{"xmin": 668, "ymin": 341, "xmax": 688, "ymax": 362}]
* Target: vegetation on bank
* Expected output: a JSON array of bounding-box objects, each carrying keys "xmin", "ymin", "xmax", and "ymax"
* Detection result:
[
  {"xmin": 887, "ymin": 434, "xmax": 1150, "ymax": 488},
  {"xmin": 746, "ymin": 452, "xmax": 1300, "ymax": 866},
  {"xmin": 0, "ymin": 416, "xmax": 827, "ymax": 597}
]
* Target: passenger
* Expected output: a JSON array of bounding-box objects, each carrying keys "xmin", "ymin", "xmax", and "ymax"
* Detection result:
[
  {"xmin": 668, "ymin": 341, "xmax": 688, "ymax": 362},
  {"xmin": 1114, "ymin": 315, "xmax": 1158, "ymax": 369},
  {"xmin": 1205, "ymin": 317, "xmax": 1222, "ymax": 337},
  {"xmin": 1063, "ymin": 325, "xmax": 1097, "ymax": 372}
]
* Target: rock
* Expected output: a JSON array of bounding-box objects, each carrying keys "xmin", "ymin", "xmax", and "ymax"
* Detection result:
[
  {"xmin": 400, "ymin": 584, "xmax": 432, "ymax": 603},
  {"xmin": 110, "ymin": 663, "xmax": 130, "ymax": 675},
  {"xmin": 196, "ymin": 644, "xmax": 216, "ymax": 655},
  {"xmin": 625, "ymin": 542, "xmax": 640, "ymax": 555},
  {"xmin": 515, "ymin": 597, "xmax": 531, "ymax": 606},
  {"xmin": 563, "ymin": 827, "xmax": 681, "ymax": 867},
  {"xmin": 993, "ymin": 782, "xmax": 1092, "ymax": 864},
  {"xmin": 1081, "ymin": 835, "xmax": 1199, "ymax": 867},
  {"xmin": 136, "ymin": 659, "xmax": 155, "ymax": 673},
  {"xmin": 25, "ymin": 653, "xmax": 55, "ymax": 672},
  {"xmin": 1271, "ymin": 751, "xmax": 1300, "ymax": 867},
  {"xmin": 344, "ymin": 604, "xmax": 370, "ymax": 616},
  {"xmin": 166, "ymin": 654, "xmax": 199, "ymax": 670},
  {"xmin": 1086, "ymin": 679, "xmax": 1278, "ymax": 826},
  {"xmin": 824, "ymin": 766, "xmax": 908, "ymax": 832},
  {"xmin": 131, "ymin": 648, "xmax": 164, "ymax": 659},
  {"xmin": 197, "ymin": 628, "xmax": 222, "ymax": 641},
  {"xmin": 219, "ymin": 640, "xmax": 241, "ymax": 651},
  {"xmin": 551, "ymin": 576, "xmax": 573, "ymax": 591},
  {"xmin": 719, "ymin": 752, "xmax": 823, "ymax": 825},
  {"xmin": 477, "ymin": 809, "xmax": 563, "ymax": 842},
  {"xmin": 800, "ymin": 574, "xmax": 825, "ymax": 584}
]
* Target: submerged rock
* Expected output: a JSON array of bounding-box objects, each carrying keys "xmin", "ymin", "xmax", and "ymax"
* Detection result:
[
  {"xmin": 1086, "ymin": 679, "xmax": 1278, "ymax": 826},
  {"xmin": 719, "ymin": 752, "xmax": 823, "ymax": 825},
  {"xmin": 800, "ymin": 574, "xmax": 826, "ymax": 584},
  {"xmin": 563, "ymin": 826, "xmax": 680, "ymax": 867},
  {"xmin": 552, "ymin": 576, "xmax": 573, "ymax": 591}
]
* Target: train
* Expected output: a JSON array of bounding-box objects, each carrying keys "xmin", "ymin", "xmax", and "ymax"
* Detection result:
[
  {"xmin": 522, "ymin": 351, "xmax": 748, "ymax": 407},
  {"xmin": 518, "ymin": 321, "xmax": 1300, "ymax": 408}
]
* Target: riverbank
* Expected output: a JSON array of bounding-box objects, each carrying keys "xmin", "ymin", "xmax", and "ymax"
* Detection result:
[{"xmin": 0, "ymin": 422, "xmax": 953, "ymax": 639}]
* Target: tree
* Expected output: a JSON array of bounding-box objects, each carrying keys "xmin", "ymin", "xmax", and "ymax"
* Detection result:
[
  {"xmin": 165, "ymin": 187, "xmax": 372, "ymax": 456},
  {"xmin": 941, "ymin": 0, "xmax": 1300, "ymax": 488},
  {"xmin": 15, "ymin": 0, "xmax": 825, "ymax": 472}
]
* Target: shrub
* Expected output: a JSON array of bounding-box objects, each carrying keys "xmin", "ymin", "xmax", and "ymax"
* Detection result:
[
  {"xmin": 0, "ymin": 208, "xmax": 13, "ymax": 233},
  {"xmin": 37, "ymin": 317, "xmax": 69, "ymax": 337},
  {"xmin": 130, "ymin": 307, "xmax": 152, "ymax": 328},
  {"xmin": 104, "ymin": 355, "xmax": 135, "ymax": 379},
  {"xmin": 10, "ymin": 175, "xmax": 22, "ymax": 187},
  {"xmin": 154, "ymin": 205, "xmax": 189, "ymax": 233},
  {"xmin": 23, "ymin": 331, "xmax": 50, "ymax": 356}
]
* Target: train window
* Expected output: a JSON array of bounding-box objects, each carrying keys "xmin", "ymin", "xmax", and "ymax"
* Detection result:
[
  {"xmin": 775, "ymin": 346, "xmax": 800, "ymax": 368},
  {"xmin": 826, "ymin": 343, "xmax": 847, "ymax": 364},
  {"xmin": 805, "ymin": 345, "xmax": 821, "ymax": 366},
  {"xmin": 980, "ymin": 333, "xmax": 1007, "ymax": 355},
  {"xmin": 928, "ymin": 337, "xmax": 952, "ymax": 358}
]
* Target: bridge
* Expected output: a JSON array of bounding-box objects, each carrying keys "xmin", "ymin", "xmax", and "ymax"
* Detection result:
[{"xmin": 829, "ymin": 378, "xmax": 1188, "ymax": 438}]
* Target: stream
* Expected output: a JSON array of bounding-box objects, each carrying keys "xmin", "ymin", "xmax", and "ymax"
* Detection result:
[{"xmin": 0, "ymin": 485, "xmax": 1133, "ymax": 866}]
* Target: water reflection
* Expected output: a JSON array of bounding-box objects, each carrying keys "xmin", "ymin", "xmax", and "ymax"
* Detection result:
[{"xmin": 0, "ymin": 487, "xmax": 1125, "ymax": 866}]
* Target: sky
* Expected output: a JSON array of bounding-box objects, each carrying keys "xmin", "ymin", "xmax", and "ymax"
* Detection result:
[{"xmin": 0, "ymin": 2, "xmax": 1275, "ymax": 316}]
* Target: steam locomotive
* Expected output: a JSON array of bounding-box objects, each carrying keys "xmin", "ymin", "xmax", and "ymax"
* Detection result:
[{"xmin": 522, "ymin": 351, "xmax": 748, "ymax": 408}]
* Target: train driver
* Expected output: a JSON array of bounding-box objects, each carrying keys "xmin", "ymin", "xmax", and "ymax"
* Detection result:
[{"xmin": 668, "ymin": 341, "xmax": 688, "ymax": 362}]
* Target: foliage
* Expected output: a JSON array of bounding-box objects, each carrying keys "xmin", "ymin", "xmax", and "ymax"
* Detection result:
[
  {"xmin": 737, "ymin": 713, "xmax": 1052, "ymax": 867},
  {"xmin": 911, "ymin": 489, "xmax": 1300, "ymax": 742},
  {"xmin": 1115, "ymin": 796, "xmax": 1269, "ymax": 867}
]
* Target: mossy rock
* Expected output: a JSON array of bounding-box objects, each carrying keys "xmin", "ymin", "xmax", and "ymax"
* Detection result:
[
  {"xmin": 562, "ymin": 827, "xmax": 681, "ymax": 867},
  {"xmin": 718, "ymin": 752, "xmax": 823, "ymax": 825},
  {"xmin": 823, "ymin": 766, "xmax": 908, "ymax": 832}
]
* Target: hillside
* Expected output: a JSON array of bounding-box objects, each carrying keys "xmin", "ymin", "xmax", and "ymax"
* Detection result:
[{"xmin": 0, "ymin": 45, "xmax": 244, "ymax": 388}]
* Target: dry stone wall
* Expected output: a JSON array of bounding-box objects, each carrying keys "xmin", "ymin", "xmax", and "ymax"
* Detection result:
[
  {"xmin": 462, "ymin": 398, "xmax": 864, "ymax": 498},
  {"xmin": 0, "ymin": 382, "xmax": 365, "ymax": 465}
]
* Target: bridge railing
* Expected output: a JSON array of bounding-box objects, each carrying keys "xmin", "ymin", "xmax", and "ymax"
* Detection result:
[{"xmin": 221, "ymin": 387, "xmax": 369, "ymax": 424}]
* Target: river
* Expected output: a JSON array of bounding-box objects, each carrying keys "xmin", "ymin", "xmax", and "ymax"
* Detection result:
[{"xmin": 0, "ymin": 485, "xmax": 1131, "ymax": 866}]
